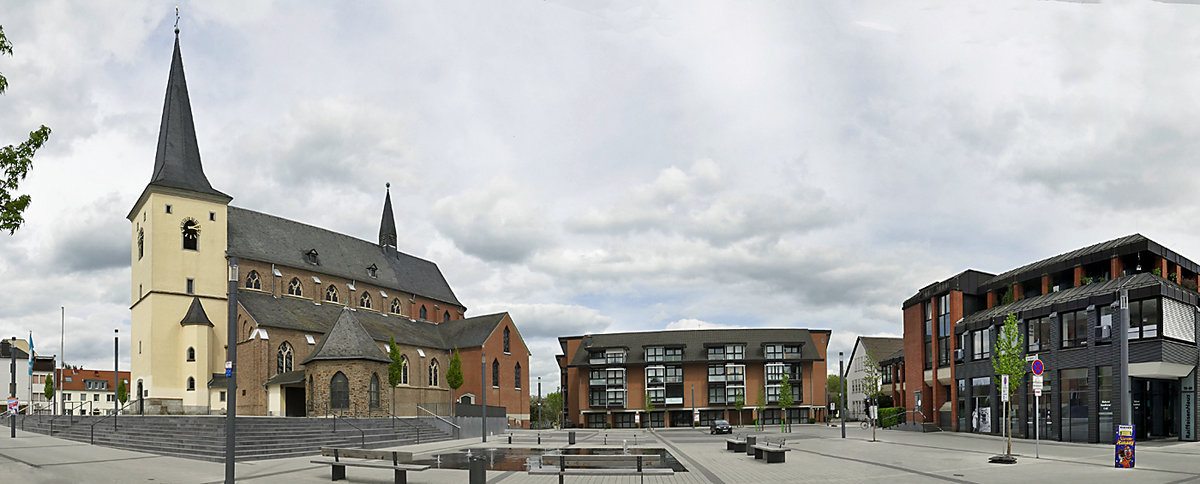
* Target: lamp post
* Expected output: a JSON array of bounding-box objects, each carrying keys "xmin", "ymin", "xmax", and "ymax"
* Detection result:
[
  {"xmin": 839, "ymin": 351, "xmax": 845, "ymax": 439},
  {"xmin": 481, "ymin": 353, "xmax": 487, "ymax": 442},
  {"xmin": 113, "ymin": 329, "xmax": 118, "ymax": 431},
  {"xmin": 690, "ymin": 384, "xmax": 695, "ymax": 428},
  {"xmin": 9, "ymin": 337, "xmax": 15, "ymax": 438},
  {"xmin": 225, "ymin": 257, "xmax": 239, "ymax": 484},
  {"xmin": 537, "ymin": 376, "xmax": 542, "ymax": 430}
]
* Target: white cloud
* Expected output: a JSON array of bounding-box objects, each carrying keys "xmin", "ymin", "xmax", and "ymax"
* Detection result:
[{"xmin": 664, "ymin": 318, "xmax": 742, "ymax": 331}]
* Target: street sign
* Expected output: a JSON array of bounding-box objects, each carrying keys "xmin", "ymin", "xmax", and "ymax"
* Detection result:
[
  {"xmin": 6, "ymin": 397, "xmax": 17, "ymax": 415},
  {"xmin": 1025, "ymin": 355, "xmax": 1037, "ymax": 362},
  {"xmin": 693, "ymin": 409, "xmax": 700, "ymax": 423},
  {"xmin": 1001, "ymin": 375, "xmax": 1009, "ymax": 402},
  {"xmin": 1033, "ymin": 374, "xmax": 1043, "ymax": 388},
  {"xmin": 635, "ymin": 413, "xmax": 641, "ymax": 425},
  {"xmin": 225, "ymin": 360, "xmax": 233, "ymax": 377},
  {"xmin": 1034, "ymin": 388, "xmax": 1042, "ymax": 397},
  {"xmin": 1032, "ymin": 359, "xmax": 1044, "ymax": 376}
]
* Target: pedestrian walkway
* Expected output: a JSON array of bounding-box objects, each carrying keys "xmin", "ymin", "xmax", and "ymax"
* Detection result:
[{"xmin": 4, "ymin": 423, "xmax": 1200, "ymax": 483}]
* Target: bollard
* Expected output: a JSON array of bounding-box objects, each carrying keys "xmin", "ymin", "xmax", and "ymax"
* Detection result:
[
  {"xmin": 568, "ymin": 431, "xmax": 576, "ymax": 445},
  {"xmin": 745, "ymin": 435, "xmax": 756, "ymax": 457},
  {"xmin": 468, "ymin": 455, "xmax": 486, "ymax": 484},
  {"xmin": 604, "ymin": 433, "xmax": 607, "ymax": 445},
  {"xmin": 538, "ymin": 433, "xmax": 541, "ymax": 445},
  {"xmin": 508, "ymin": 434, "xmax": 512, "ymax": 444}
]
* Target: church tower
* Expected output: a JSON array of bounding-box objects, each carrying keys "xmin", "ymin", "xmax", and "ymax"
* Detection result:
[{"xmin": 127, "ymin": 31, "xmax": 232, "ymax": 414}]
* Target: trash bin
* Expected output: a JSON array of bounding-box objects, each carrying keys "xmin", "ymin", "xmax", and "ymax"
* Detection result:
[
  {"xmin": 568, "ymin": 431, "xmax": 576, "ymax": 445},
  {"xmin": 745, "ymin": 436, "xmax": 756, "ymax": 457},
  {"xmin": 469, "ymin": 455, "xmax": 486, "ymax": 484}
]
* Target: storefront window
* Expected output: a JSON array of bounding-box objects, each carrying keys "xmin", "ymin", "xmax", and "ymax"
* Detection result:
[
  {"xmin": 1098, "ymin": 366, "xmax": 1113, "ymax": 444},
  {"xmin": 971, "ymin": 377, "xmax": 992, "ymax": 433},
  {"xmin": 1060, "ymin": 368, "xmax": 1089, "ymax": 442}
]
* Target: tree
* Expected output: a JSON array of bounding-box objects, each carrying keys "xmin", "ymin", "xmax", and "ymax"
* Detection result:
[
  {"xmin": 778, "ymin": 373, "xmax": 794, "ymax": 433},
  {"xmin": 754, "ymin": 387, "xmax": 766, "ymax": 431},
  {"xmin": 859, "ymin": 349, "xmax": 884, "ymax": 441},
  {"xmin": 992, "ymin": 313, "xmax": 1027, "ymax": 457},
  {"xmin": 446, "ymin": 347, "xmax": 464, "ymax": 415},
  {"xmin": 733, "ymin": 392, "xmax": 745, "ymax": 428},
  {"xmin": 642, "ymin": 390, "xmax": 655, "ymax": 429},
  {"xmin": 0, "ymin": 26, "xmax": 52, "ymax": 234},
  {"xmin": 116, "ymin": 379, "xmax": 128, "ymax": 404},
  {"xmin": 387, "ymin": 337, "xmax": 402, "ymax": 417},
  {"xmin": 530, "ymin": 391, "xmax": 563, "ymax": 429},
  {"xmin": 43, "ymin": 374, "xmax": 53, "ymax": 400}
]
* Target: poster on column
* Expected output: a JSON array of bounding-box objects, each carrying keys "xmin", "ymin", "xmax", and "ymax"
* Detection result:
[
  {"xmin": 1183, "ymin": 369, "xmax": 1195, "ymax": 442},
  {"xmin": 1115, "ymin": 424, "xmax": 1135, "ymax": 468}
]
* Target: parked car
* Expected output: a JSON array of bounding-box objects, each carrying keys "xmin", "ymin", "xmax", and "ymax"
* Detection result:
[{"xmin": 710, "ymin": 419, "xmax": 732, "ymax": 434}]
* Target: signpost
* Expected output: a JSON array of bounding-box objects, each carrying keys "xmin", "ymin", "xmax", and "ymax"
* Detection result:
[{"xmin": 1032, "ymin": 358, "xmax": 1043, "ymax": 458}]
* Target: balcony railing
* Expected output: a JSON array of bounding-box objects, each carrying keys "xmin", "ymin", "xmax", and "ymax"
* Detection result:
[
  {"xmin": 708, "ymin": 374, "xmax": 725, "ymax": 383},
  {"xmin": 588, "ymin": 378, "xmax": 605, "ymax": 386}
]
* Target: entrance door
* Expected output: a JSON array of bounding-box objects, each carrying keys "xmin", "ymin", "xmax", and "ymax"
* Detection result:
[
  {"xmin": 1133, "ymin": 378, "xmax": 1179, "ymax": 440},
  {"xmin": 285, "ymin": 387, "xmax": 306, "ymax": 417}
]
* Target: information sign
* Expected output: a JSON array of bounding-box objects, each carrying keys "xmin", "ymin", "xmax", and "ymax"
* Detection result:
[
  {"xmin": 1001, "ymin": 375, "xmax": 1009, "ymax": 402},
  {"xmin": 1116, "ymin": 425, "xmax": 1135, "ymax": 468},
  {"xmin": 1034, "ymin": 388, "xmax": 1042, "ymax": 397},
  {"xmin": 693, "ymin": 409, "xmax": 700, "ymax": 423},
  {"xmin": 6, "ymin": 397, "xmax": 17, "ymax": 415},
  {"xmin": 635, "ymin": 413, "xmax": 641, "ymax": 425}
]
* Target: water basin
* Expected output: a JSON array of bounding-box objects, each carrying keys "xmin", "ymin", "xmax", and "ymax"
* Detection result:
[{"xmin": 410, "ymin": 447, "xmax": 688, "ymax": 472}]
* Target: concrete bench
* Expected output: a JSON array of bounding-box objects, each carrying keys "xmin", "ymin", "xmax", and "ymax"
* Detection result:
[
  {"xmin": 531, "ymin": 454, "xmax": 673, "ymax": 482},
  {"xmin": 310, "ymin": 447, "xmax": 429, "ymax": 484},
  {"xmin": 751, "ymin": 441, "xmax": 790, "ymax": 464},
  {"xmin": 725, "ymin": 438, "xmax": 746, "ymax": 452}
]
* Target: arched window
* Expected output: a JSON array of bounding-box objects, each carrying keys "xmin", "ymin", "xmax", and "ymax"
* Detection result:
[
  {"xmin": 390, "ymin": 298, "xmax": 403, "ymax": 315},
  {"xmin": 443, "ymin": 311, "xmax": 450, "ymax": 323},
  {"xmin": 330, "ymin": 372, "xmax": 349, "ymax": 409},
  {"xmin": 288, "ymin": 277, "xmax": 302, "ymax": 296},
  {"xmin": 492, "ymin": 359, "xmax": 500, "ymax": 388},
  {"xmin": 429, "ymin": 360, "xmax": 439, "ymax": 387},
  {"xmin": 504, "ymin": 327, "xmax": 510, "ymax": 354},
  {"xmin": 369, "ymin": 373, "xmax": 381, "ymax": 409},
  {"xmin": 244, "ymin": 270, "xmax": 260, "ymax": 290},
  {"xmin": 400, "ymin": 355, "xmax": 409, "ymax": 385},
  {"xmin": 277, "ymin": 342, "xmax": 293, "ymax": 375},
  {"xmin": 181, "ymin": 218, "xmax": 200, "ymax": 251},
  {"xmin": 186, "ymin": 377, "xmax": 195, "ymax": 391},
  {"xmin": 186, "ymin": 347, "xmax": 195, "ymax": 362},
  {"xmin": 419, "ymin": 305, "xmax": 427, "ymax": 320},
  {"xmin": 515, "ymin": 362, "xmax": 521, "ymax": 389},
  {"xmin": 359, "ymin": 291, "xmax": 372, "ymax": 309},
  {"xmin": 325, "ymin": 285, "xmax": 339, "ymax": 303}
]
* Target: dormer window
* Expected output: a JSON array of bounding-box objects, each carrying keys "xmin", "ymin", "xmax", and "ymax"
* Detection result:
[
  {"xmin": 367, "ymin": 264, "xmax": 378, "ymax": 278},
  {"xmin": 305, "ymin": 249, "xmax": 319, "ymax": 265},
  {"xmin": 181, "ymin": 218, "xmax": 200, "ymax": 251}
]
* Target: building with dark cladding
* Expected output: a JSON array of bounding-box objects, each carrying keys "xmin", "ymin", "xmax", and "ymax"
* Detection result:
[{"xmin": 902, "ymin": 234, "xmax": 1200, "ymax": 442}]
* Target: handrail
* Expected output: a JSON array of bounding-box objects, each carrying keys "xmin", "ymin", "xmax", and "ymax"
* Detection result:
[
  {"xmin": 391, "ymin": 416, "xmax": 421, "ymax": 445},
  {"xmin": 333, "ymin": 415, "xmax": 366, "ymax": 447},
  {"xmin": 89, "ymin": 399, "xmax": 141, "ymax": 444},
  {"xmin": 417, "ymin": 405, "xmax": 460, "ymax": 430}
]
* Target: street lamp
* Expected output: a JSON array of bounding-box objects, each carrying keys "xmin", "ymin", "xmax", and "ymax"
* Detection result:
[
  {"xmin": 537, "ymin": 376, "xmax": 542, "ymax": 430},
  {"xmin": 113, "ymin": 329, "xmax": 118, "ymax": 430},
  {"xmin": 690, "ymin": 384, "xmax": 695, "ymax": 428},
  {"xmin": 839, "ymin": 351, "xmax": 845, "ymax": 439},
  {"xmin": 481, "ymin": 353, "xmax": 487, "ymax": 442}
]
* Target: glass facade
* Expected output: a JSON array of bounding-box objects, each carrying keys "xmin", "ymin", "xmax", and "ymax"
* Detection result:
[{"xmin": 1060, "ymin": 368, "xmax": 1089, "ymax": 443}]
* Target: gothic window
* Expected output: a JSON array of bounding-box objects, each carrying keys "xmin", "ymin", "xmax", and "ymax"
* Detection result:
[
  {"xmin": 137, "ymin": 228, "xmax": 144, "ymax": 260},
  {"xmin": 443, "ymin": 311, "xmax": 450, "ymax": 323},
  {"xmin": 181, "ymin": 218, "xmax": 200, "ymax": 251},
  {"xmin": 359, "ymin": 291, "xmax": 372, "ymax": 309},
  {"xmin": 288, "ymin": 278, "xmax": 302, "ymax": 296},
  {"xmin": 419, "ymin": 305, "xmax": 427, "ymax": 320},
  {"xmin": 245, "ymin": 270, "xmax": 261, "ymax": 290},
  {"xmin": 390, "ymin": 298, "xmax": 403, "ymax": 315},
  {"xmin": 429, "ymin": 360, "xmax": 440, "ymax": 387},
  {"xmin": 492, "ymin": 359, "xmax": 500, "ymax": 388},
  {"xmin": 401, "ymin": 355, "xmax": 409, "ymax": 385},
  {"xmin": 186, "ymin": 377, "xmax": 195, "ymax": 391},
  {"xmin": 515, "ymin": 363, "xmax": 521, "ymax": 389},
  {"xmin": 330, "ymin": 372, "xmax": 349, "ymax": 409},
  {"xmin": 325, "ymin": 285, "xmax": 339, "ymax": 303},
  {"xmin": 369, "ymin": 373, "xmax": 381, "ymax": 409},
  {"xmin": 186, "ymin": 347, "xmax": 195, "ymax": 362},
  {"xmin": 277, "ymin": 342, "xmax": 294, "ymax": 375},
  {"xmin": 504, "ymin": 327, "xmax": 510, "ymax": 354}
]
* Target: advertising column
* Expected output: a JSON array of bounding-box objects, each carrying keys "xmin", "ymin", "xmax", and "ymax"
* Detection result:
[{"xmin": 1116, "ymin": 424, "xmax": 1135, "ymax": 468}]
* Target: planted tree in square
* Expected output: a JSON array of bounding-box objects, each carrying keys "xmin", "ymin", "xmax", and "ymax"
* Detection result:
[
  {"xmin": 992, "ymin": 313, "xmax": 1026, "ymax": 456},
  {"xmin": 446, "ymin": 348, "xmax": 464, "ymax": 415},
  {"xmin": 755, "ymin": 387, "xmax": 767, "ymax": 431},
  {"xmin": 778, "ymin": 373, "xmax": 794, "ymax": 432},
  {"xmin": 733, "ymin": 392, "xmax": 745, "ymax": 428},
  {"xmin": 387, "ymin": 337, "xmax": 403, "ymax": 417}
]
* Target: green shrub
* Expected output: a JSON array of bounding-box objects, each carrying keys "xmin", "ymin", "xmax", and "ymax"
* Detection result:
[{"xmin": 878, "ymin": 407, "xmax": 906, "ymax": 428}]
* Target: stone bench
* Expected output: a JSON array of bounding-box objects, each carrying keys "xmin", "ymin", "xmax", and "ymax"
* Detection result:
[
  {"xmin": 725, "ymin": 438, "xmax": 746, "ymax": 452},
  {"xmin": 531, "ymin": 454, "xmax": 673, "ymax": 481},
  {"xmin": 310, "ymin": 447, "xmax": 428, "ymax": 484},
  {"xmin": 751, "ymin": 441, "xmax": 790, "ymax": 464}
]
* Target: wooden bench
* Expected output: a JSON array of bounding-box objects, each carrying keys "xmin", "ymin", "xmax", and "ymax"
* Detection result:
[
  {"xmin": 751, "ymin": 440, "xmax": 790, "ymax": 464},
  {"xmin": 530, "ymin": 454, "xmax": 673, "ymax": 482},
  {"xmin": 725, "ymin": 438, "xmax": 746, "ymax": 452},
  {"xmin": 310, "ymin": 447, "xmax": 429, "ymax": 484}
]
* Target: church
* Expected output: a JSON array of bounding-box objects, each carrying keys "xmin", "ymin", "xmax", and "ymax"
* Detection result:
[{"xmin": 127, "ymin": 32, "xmax": 531, "ymax": 426}]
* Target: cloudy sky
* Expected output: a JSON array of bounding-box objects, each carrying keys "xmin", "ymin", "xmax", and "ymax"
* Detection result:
[{"xmin": 3, "ymin": 1, "xmax": 1200, "ymax": 395}]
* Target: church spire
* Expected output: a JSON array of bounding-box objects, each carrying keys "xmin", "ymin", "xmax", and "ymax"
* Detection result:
[
  {"xmin": 147, "ymin": 31, "xmax": 230, "ymax": 201},
  {"xmin": 379, "ymin": 183, "xmax": 397, "ymax": 248}
]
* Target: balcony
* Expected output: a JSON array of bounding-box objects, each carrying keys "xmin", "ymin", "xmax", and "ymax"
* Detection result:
[
  {"xmin": 708, "ymin": 374, "xmax": 726, "ymax": 383},
  {"xmin": 588, "ymin": 378, "xmax": 606, "ymax": 386},
  {"xmin": 726, "ymin": 374, "xmax": 744, "ymax": 384}
]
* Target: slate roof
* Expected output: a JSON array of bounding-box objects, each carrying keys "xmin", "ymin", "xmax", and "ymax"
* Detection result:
[
  {"xmin": 227, "ymin": 206, "xmax": 461, "ymax": 307},
  {"xmin": 563, "ymin": 328, "xmax": 827, "ymax": 367},
  {"xmin": 0, "ymin": 342, "xmax": 28, "ymax": 360},
  {"xmin": 379, "ymin": 186, "xmax": 397, "ymax": 248},
  {"xmin": 208, "ymin": 373, "xmax": 230, "ymax": 388},
  {"xmin": 301, "ymin": 308, "xmax": 391, "ymax": 364},
  {"xmin": 879, "ymin": 347, "xmax": 905, "ymax": 366},
  {"xmin": 146, "ymin": 35, "xmax": 230, "ymax": 201},
  {"xmin": 179, "ymin": 297, "xmax": 215, "ymax": 326},
  {"xmin": 856, "ymin": 337, "xmax": 904, "ymax": 363},
  {"xmin": 438, "ymin": 313, "xmax": 507, "ymax": 349},
  {"xmin": 959, "ymin": 272, "xmax": 1172, "ymax": 331},
  {"xmin": 264, "ymin": 369, "xmax": 306, "ymax": 386}
]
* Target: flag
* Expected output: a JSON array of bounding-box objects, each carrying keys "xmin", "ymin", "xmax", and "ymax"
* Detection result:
[{"xmin": 27, "ymin": 332, "xmax": 34, "ymax": 375}]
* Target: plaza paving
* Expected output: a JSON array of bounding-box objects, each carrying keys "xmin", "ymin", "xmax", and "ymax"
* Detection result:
[{"xmin": 3, "ymin": 422, "xmax": 1200, "ymax": 483}]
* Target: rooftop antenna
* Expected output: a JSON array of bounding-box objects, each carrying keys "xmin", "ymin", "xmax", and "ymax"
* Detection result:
[{"xmin": 174, "ymin": 5, "xmax": 180, "ymax": 35}]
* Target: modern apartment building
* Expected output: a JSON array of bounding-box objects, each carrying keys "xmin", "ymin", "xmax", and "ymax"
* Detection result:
[
  {"xmin": 557, "ymin": 328, "xmax": 830, "ymax": 428},
  {"xmin": 903, "ymin": 234, "xmax": 1200, "ymax": 443}
]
